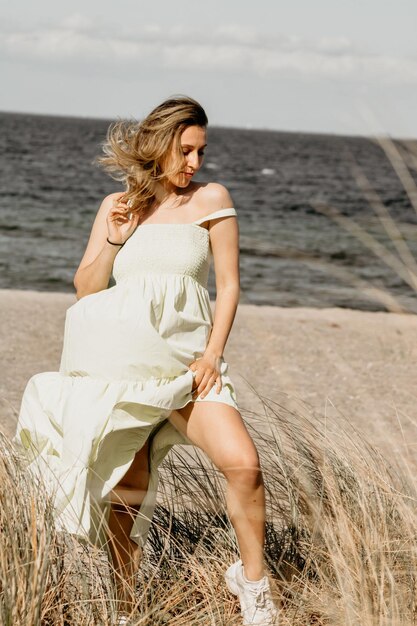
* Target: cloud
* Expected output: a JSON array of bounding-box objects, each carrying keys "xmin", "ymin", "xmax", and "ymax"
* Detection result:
[{"xmin": 1, "ymin": 16, "xmax": 416, "ymax": 85}]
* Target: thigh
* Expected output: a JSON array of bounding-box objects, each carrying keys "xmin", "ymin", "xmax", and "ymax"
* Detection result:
[{"xmin": 168, "ymin": 401, "xmax": 260, "ymax": 473}]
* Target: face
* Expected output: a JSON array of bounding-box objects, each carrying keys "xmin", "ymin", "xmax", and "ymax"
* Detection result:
[{"xmin": 163, "ymin": 125, "xmax": 207, "ymax": 189}]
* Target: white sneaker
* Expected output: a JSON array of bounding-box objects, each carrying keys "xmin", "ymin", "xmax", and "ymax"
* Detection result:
[
  {"xmin": 225, "ymin": 559, "xmax": 279, "ymax": 625},
  {"xmin": 116, "ymin": 614, "xmax": 128, "ymax": 625}
]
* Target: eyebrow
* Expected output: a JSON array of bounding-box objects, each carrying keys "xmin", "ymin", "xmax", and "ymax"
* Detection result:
[{"xmin": 181, "ymin": 143, "xmax": 208, "ymax": 148}]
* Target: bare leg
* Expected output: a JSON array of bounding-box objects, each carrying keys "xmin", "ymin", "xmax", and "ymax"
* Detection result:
[
  {"xmin": 107, "ymin": 438, "xmax": 150, "ymax": 614},
  {"xmin": 169, "ymin": 402, "xmax": 266, "ymax": 581}
]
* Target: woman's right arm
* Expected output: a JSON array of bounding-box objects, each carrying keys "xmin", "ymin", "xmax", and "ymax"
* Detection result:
[{"xmin": 73, "ymin": 192, "xmax": 139, "ymax": 300}]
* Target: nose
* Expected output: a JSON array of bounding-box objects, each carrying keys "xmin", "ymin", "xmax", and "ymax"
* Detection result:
[{"xmin": 187, "ymin": 151, "xmax": 200, "ymax": 171}]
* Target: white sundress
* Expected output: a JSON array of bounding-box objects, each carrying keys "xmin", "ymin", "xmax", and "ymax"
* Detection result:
[{"xmin": 13, "ymin": 208, "xmax": 239, "ymax": 548}]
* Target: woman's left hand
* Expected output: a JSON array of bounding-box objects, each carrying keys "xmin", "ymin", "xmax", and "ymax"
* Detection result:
[{"xmin": 189, "ymin": 352, "xmax": 222, "ymax": 400}]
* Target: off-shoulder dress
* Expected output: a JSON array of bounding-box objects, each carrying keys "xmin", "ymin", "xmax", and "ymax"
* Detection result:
[{"xmin": 14, "ymin": 208, "xmax": 239, "ymax": 548}]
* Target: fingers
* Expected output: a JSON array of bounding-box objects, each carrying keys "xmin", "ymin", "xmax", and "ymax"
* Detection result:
[
  {"xmin": 191, "ymin": 366, "xmax": 222, "ymax": 400},
  {"xmin": 108, "ymin": 210, "xmax": 130, "ymax": 223},
  {"xmin": 108, "ymin": 198, "xmax": 139, "ymax": 225},
  {"xmin": 110, "ymin": 198, "xmax": 131, "ymax": 218}
]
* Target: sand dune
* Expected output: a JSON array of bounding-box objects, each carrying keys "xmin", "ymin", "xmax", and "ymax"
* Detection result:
[{"xmin": 1, "ymin": 288, "xmax": 416, "ymax": 465}]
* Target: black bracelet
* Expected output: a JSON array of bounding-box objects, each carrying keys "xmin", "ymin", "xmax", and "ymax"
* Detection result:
[{"xmin": 106, "ymin": 237, "xmax": 124, "ymax": 247}]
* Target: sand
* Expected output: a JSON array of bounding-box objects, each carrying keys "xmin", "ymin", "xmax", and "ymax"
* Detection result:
[{"xmin": 1, "ymin": 288, "xmax": 417, "ymax": 465}]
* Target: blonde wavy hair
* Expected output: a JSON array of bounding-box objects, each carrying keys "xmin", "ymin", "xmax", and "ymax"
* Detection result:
[{"xmin": 96, "ymin": 95, "xmax": 208, "ymax": 218}]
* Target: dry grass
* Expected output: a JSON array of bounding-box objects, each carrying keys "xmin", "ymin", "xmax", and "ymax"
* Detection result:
[{"xmin": 2, "ymin": 390, "xmax": 417, "ymax": 625}]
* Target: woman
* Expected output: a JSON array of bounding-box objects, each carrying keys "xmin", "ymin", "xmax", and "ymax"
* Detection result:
[{"xmin": 14, "ymin": 95, "xmax": 278, "ymax": 625}]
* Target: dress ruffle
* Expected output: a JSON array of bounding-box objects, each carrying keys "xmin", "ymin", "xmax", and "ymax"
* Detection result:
[{"xmin": 13, "ymin": 357, "xmax": 238, "ymax": 547}]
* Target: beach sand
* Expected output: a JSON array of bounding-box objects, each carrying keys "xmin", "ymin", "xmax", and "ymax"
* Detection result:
[{"xmin": 1, "ymin": 288, "xmax": 417, "ymax": 466}]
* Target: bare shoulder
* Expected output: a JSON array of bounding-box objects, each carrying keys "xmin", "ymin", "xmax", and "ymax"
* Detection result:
[
  {"xmin": 93, "ymin": 190, "xmax": 125, "ymax": 222},
  {"xmin": 100, "ymin": 191, "xmax": 125, "ymax": 209},
  {"xmin": 195, "ymin": 182, "xmax": 234, "ymax": 211},
  {"xmin": 106, "ymin": 191, "xmax": 125, "ymax": 200}
]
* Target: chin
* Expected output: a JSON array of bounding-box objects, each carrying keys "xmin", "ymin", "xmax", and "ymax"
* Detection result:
[
  {"xmin": 175, "ymin": 177, "xmax": 192, "ymax": 188},
  {"xmin": 164, "ymin": 173, "xmax": 194, "ymax": 190}
]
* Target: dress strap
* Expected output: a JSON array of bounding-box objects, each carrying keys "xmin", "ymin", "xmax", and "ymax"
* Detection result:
[{"xmin": 193, "ymin": 208, "xmax": 237, "ymax": 226}]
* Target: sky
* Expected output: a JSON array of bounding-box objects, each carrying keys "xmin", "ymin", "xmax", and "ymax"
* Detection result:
[{"xmin": 1, "ymin": 0, "xmax": 416, "ymax": 137}]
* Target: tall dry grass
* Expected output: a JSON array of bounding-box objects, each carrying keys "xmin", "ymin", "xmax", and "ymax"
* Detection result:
[{"xmin": 2, "ymin": 389, "xmax": 417, "ymax": 625}]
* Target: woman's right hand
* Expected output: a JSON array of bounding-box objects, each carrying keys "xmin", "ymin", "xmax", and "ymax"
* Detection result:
[{"xmin": 106, "ymin": 194, "xmax": 140, "ymax": 244}]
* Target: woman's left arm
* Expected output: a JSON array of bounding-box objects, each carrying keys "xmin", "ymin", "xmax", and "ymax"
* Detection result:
[
  {"xmin": 190, "ymin": 186, "xmax": 240, "ymax": 400},
  {"xmin": 205, "ymin": 212, "xmax": 240, "ymax": 359}
]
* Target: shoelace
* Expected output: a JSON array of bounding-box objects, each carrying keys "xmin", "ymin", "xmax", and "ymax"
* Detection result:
[
  {"xmin": 246, "ymin": 581, "xmax": 271, "ymax": 610},
  {"xmin": 255, "ymin": 587, "xmax": 268, "ymax": 609}
]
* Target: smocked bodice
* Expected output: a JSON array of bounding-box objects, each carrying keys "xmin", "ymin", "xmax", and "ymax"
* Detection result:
[
  {"xmin": 113, "ymin": 224, "xmax": 211, "ymax": 287},
  {"xmin": 112, "ymin": 208, "xmax": 237, "ymax": 288}
]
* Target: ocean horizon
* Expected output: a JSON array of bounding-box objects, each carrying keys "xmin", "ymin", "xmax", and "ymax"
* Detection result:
[{"xmin": 1, "ymin": 110, "xmax": 416, "ymax": 312}]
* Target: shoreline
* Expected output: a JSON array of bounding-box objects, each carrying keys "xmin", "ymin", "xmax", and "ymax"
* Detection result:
[
  {"xmin": 1, "ymin": 288, "xmax": 417, "ymax": 466},
  {"xmin": 1, "ymin": 286, "xmax": 415, "ymax": 317}
]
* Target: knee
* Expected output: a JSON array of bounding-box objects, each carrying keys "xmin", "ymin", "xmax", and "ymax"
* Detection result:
[
  {"xmin": 109, "ymin": 473, "xmax": 150, "ymax": 507},
  {"xmin": 117, "ymin": 469, "xmax": 150, "ymax": 493},
  {"xmin": 222, "ymin": 452, "xmax": 263, "ymax": 490},
  {"xmin": 109, "ymin": 485, "xmax": 148, "ymax": 508}
]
